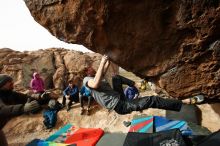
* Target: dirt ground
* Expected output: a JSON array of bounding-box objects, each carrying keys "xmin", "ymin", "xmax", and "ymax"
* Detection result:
[
  {"xmin": 3, "ymin": 89, "xmax": 220, "ymax": 146},
  {"xmin": 3, "ymin": 71, "xmax": 220, "ymax": 145}
]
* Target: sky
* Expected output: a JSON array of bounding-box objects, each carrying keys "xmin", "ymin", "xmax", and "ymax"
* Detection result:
[{"xmin": 0, "ymin": 0, "xmax": 91, "ymax": 52}]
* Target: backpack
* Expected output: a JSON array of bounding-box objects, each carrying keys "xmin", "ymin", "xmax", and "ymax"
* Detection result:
[{"xmin": 43, "ymin": 109, "xmax": 57, "ymax": 129}]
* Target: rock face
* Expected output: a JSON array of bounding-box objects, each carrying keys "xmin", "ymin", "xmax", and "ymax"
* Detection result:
[
  {"xmin": 0, "ymin": 48, "xmax": 118, "ymax": 92},
  {"xmin": 24, "ymin": 0, "xmax": 220, "ymax": 99}
]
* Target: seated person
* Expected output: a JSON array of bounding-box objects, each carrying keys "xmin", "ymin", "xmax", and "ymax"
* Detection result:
[
  {"xmin": 30, "ymin": 72, "xmax": 48, "ymax": 104},
  {"xmin": 62, "ymin": 79, "xmax": 79, "ymax": 111},
  {"xmin": 124, "ymin": 85, "xmax": 139, "ymax": 100},
  {"xmin": 79, "ymin": 86, "xmax": 93, "ymax": 115},
  {"xmin": 0, "ymin": 74, "xmax": 40, "ymax": 145},
  {"xmin": 30, "ymin": 72, "xmax": 57, "ymax": 105},
  {"xmin": 30, "ymin": 72, "xmax": 45, "ymax": 94}
]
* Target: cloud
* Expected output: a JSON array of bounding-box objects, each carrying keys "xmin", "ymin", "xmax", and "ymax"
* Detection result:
[{"xmin": 0, "ymin": 0, "xmax": 91, "ymax": 52}]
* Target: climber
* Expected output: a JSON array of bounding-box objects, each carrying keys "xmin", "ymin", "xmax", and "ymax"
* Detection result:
[{"xmin": 82, "ymin": 55, "xmax": 204, "ymax": 115}]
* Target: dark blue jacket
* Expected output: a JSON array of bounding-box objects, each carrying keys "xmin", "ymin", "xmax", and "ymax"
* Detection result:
[{"xmin": 63, "ymin": 86, "xmax": 79, "ymax": 97}]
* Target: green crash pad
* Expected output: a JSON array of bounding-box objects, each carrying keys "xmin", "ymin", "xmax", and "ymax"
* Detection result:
[{"xmin": 96, "ymin": 133, "xmax": 127, "ymax": 146}]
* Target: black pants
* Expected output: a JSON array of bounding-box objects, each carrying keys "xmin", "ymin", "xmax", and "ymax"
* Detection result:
[
  {"xmin": 31, "ymin": 91, "xmax": 50, "ymax": 105},
  {"xmin": 112, "ymin": 75, "xmax": 135, "ymax": 100},
  {"xmin": 79, "ymin": 95, "xmax": 92, "ymax": 109},
  {"xmin": 112, "ymin": 75, "xmax": 182, "ymax": 115},
  {"xmin": 62, "ymin": 94, "xmax": 79, "ymax": 106}
]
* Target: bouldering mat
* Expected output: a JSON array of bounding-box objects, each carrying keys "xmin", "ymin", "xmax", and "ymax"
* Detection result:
[
  {"xmin": 96, "ymin": 132, "xmax": 127, "ymax": 146},
  {"xmin": 128, "ymin": 114, "xmax": 153, "ymax": 133}
]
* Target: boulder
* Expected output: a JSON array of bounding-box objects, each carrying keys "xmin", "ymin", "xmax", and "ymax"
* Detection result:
[
  {"xmin": 0, "ymin": 48, "xmax": 118, "ymax": 92},
  {"xmin": 24, "ymin": 0, "xmax": 220, "ymax": 98}
]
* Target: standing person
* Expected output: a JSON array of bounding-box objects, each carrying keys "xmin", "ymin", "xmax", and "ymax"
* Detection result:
[
  {"xmin": 79, "ymin": 85, "xmax": 93, "ymax": 115},
  {"xmin": 124, "ymin": 85, "xmax": 139, "ymax": 100},
  {"xmin": 62, "ymin": 79, "xmax": 79, "ymax": 111},
  {"xmin": 0, "ymin": 74, "xmax": 40, "ymax": 145},
  {"xmin": 83, "ymin": 55, "xmax": 204, "ymax": 115}
]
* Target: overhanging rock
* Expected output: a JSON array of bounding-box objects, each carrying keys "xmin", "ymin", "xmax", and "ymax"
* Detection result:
[{"xmin": 24, "ymin": 0, "xmax": 220, "ymax": 99}]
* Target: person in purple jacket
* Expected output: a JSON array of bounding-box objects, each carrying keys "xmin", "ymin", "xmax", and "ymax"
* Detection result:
[
  {"xmin": 30, "ymin": 72, "xmax": 45, "ymax": 94},
  {"xmin": 62, "ymin": 79, "xmax": 79, "ymax": 111},
  {"xmin": 124, "ymin": 86, "xmax": 139, "ymax": 100},
  {"xmin": 29, "ymin": 72, "xmax": 56, "ymax": 105}
]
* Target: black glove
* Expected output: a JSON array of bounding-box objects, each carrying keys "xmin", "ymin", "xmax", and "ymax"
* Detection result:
[{"xmin": 23, "ymin": 100, "xmax": 41, "ymax": 113}]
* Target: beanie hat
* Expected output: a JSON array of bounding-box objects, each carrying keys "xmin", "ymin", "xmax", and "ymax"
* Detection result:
[{"xmin": 0, "ymin": 74, "xmax": 13, "ymax": 88}]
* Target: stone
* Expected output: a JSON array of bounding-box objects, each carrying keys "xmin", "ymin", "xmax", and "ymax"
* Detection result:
[
  {"xmin": 24, "ymin": 0, "xmax": 220, "ymax": 98},
  {"xmin": 0, "ymin": 48, "xmax": 118, "ymax": 91}
]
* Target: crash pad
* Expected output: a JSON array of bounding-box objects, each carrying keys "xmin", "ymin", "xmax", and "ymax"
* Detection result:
[
  {"xmin": 123, "ymin": 129, "xmax": 187, "ymax": 146},
  {"xmin": 45, "ymin": 124, "xmax": 103, "ymax": 146},
  {"xmin": 64, "ymin": 128, "xmax": 104, "ymax": 146},
  {"xmin": 129, "ymin": 114, "xmax": 153, "ymax": 133},
  {"xmin": 26, "ymin": 139, "xmax": 76, "ymax": 146},
  {"xmin": 154, "ymin": 116, "xmax": 193, "ymax": 136},
  {"xmin": 96, "ymin": 132, "xmax": 127, "ymax": 146},
  {"xmin": 46, "ymin": 124, "xmax": 77, "ymax": 143}
]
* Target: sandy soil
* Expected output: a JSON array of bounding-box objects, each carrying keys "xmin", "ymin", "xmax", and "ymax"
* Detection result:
[
  {"xmin": 3, "ymin": 90, "xmax": 220, "ymax": 146},
  {"xmin": 3, "ymin": 71, "xmax": 220, "ymax": 145}
]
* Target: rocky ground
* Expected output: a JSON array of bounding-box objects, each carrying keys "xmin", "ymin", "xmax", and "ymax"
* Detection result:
[
  {"xmin": 3, "ymin": 71, "xmax": 220, "ymax": 146},
  {"xmin": 4, "ymin": 93, "xmax": 220, "ymax": 146},
  {"xmin": 3, "ymin": 90, "xmax": 165, "ymax": 146}
]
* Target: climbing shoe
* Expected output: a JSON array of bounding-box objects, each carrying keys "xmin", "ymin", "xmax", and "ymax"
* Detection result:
[{"xmin": 190, "ymin": 95, "xmax": 204, "ymax": 104}]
